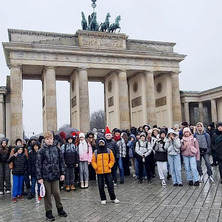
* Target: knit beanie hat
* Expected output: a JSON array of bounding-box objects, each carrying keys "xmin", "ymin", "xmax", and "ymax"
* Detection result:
[
  {"xmin": 105, "ymin": 126, "xmax": 112, "ymax": 136},
  {"xmin": 79, "ymin": 132, "xmax": 85, "ymax": 138},
  {"xmin": 183, "ymin": 127, "xmax": 191, "ymax": 135}
]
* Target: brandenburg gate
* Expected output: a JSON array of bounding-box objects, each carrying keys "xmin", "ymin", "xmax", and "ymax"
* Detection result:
[{"xmin": 3, "ymin": 28, "xmax": 185, "ymax": 143}]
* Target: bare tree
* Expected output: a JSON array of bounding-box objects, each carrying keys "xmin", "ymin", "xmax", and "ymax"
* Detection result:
[{"xmin": 90, "ymin": 110, "xmax": 105, "ymax": 130}]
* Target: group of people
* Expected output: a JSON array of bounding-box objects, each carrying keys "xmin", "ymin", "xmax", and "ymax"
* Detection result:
[{"xmin": 1, "ymin": 121, "xmax": 222, "ymax": 221}]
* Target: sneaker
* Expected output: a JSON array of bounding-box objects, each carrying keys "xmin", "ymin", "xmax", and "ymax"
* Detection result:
[
  {"xmin": 46, "ymin": 210, "xmax": 55, "ymax": 221},
  {"xmin": 12, "ymin": 197, "xmax": 17, "ymax": 203},
  {"xmin": 28, "ymin": 194, "xmax": 34, "ymax": 199},
  {"xmin": 189, "ymin": 180, "xmax": 193, "ymax": 186},
  {"xmin": 114, "ymin": 183, "xmax": 117, "ymax": 187},
  {"xmin": 199, "ymin": 175, "xmax": 204, "ymax": 183},
  {"xmin": 138, "ymin": 180, "xmax": 142, "ymax": 184},
  {"xmin": 0, "ymin": 191, "xmax": 3, "ymax": 195},
  {"xmin": 133, "ymin": 174, "xmax": 136, "ymax": 178},
  {"xmin": 173, "ymin": 183, "xmax": 178, "ymax": 186},
  {"xmin": 178, "ymin": 184, "xmax": 183, "ymax": 187},
  {"xmin": 167, "ymin": 173, "xmax": 172, "ymax": 180},
  {"xmin": 162, "ymin": 180, "xmax": 166, "ymax": 186},
  {"xmin": 6, "ymin": 190, "xmax": 11, "ymax": 194},
  {"xmin": 104, "ymin": 184, "xmax": 107, "ymax": 188},
  {"xmin": 101, "ymin": 200, "xmax": 106, "ymax": 205},
  {"xmin": 194, "ymin": 181, "xmax": 200, "ymax": 186},
  {"xmin": 66, "ymin": 185, "xmax": 70, "ymax": 192},
  {"xmin": 209, "ymin": 176, "xmax": 215, "ymax": 183},
  {"xmin": 120, "ymin": 178, "xmax": 124, "ymax": 184},
  {"xmin": 17, "ymin": 195, "xmax": 23, "ymax": 200},
  {"xmin": 147, "ymin": 179, "xmax": 152, "ymax": 184},
  {"xmin": 37, "ymin": 196, "xmax": 42, "ymax": 203},
  {"xmin": 57, "ymin": 207, "xmax": 67, "ymax": 217},
  {"xmin": 70, "ymin": 185, "xmax": 76, "ymax": 191},
  {"xmin": 112, "ymin": 199, "xmax": 120, "ymax": 204}
]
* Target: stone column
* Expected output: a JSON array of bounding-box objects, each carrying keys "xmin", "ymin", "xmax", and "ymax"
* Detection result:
[
  {"xmin": 145, "ymin": 71, "xmax": 156, "ymax": 126},
  {"xmin": 118, "ymin": 70, "xmax": 130, "ymax": 129},
  {"xmin": 10, "ymin": 65, "xmax": 23, "ymax": 143},
  {"xmin": 42, "ymin": 66, "xmax": 57, "ymax": 133},
  {"xmin": 78, "ymin": 68, "xmax": 90, "ymax": 133},
  {"xmin": 199, "ymin": 102, "xmax": 204, "ymax": 123},
  {"xmin": 0, "ymin": 94, "xmax": 4, "ymax": 135},
  {"xmin": 171, "ymin": 72, "xmax": 182, "ymax": 125},
  {"xmin": 211, "ymin": 99, "xmax": 217, "ymax": 123},
  {"xmin": 184, "ymin": 102, "xmax": 190, "ymax": 124}
]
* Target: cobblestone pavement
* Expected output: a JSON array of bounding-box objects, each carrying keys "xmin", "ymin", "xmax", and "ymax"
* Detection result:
[{"xmin": 0, "ymin": 164, "xmax": 222, "ymax": 222}]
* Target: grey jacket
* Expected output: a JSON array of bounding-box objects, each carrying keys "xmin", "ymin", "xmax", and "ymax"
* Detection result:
[
  {"xmin": 135, "ymin": 140, "xmax": 152, "ymax": 157},
  {"xmin": 165, "ymin": 129, "xmax": 181, "ymax": 155},
  {"xmin": 194, "ymin": 130, "xmax": 211, "ymax": 154}
]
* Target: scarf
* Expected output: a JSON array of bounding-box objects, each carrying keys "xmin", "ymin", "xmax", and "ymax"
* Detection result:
[
  {"xmin": 78, "ymin": 140, "xmax": 88, "ymax": 155},
  {"xmin": 113, "ymin": 135, "xmax": 121, "ymax": 141}
]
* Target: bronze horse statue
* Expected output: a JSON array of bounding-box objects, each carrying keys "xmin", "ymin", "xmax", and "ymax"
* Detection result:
[
  {"xmin": 81, "ymin": 12, "xmax": 87, "ymax": 30},
  {"xmin": 100, "ymin": 13, "xmax": 111, "ymax": 32},
  {"xmin": 108, "ymin": 15, "xmax": 121, "ymax": 33},
  {"xmin": 87, "ymin": 12, "xmax": 99, "ymax": 31}
]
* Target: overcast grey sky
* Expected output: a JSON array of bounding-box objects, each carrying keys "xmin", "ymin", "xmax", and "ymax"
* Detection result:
[{"xmin": 0, "ymin": 0, "xmax": 222, "ymax": 136}]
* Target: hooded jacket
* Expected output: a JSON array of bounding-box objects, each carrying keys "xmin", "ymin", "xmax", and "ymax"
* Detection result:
[
  {"xmin": 135, "ymin": 138, "xmax": 152, "ymax": 158},
  {"xmin": 165, "ymin": 129, "xmax": 181, "ymax": 156},
  {"xmin": 212, "ymin": 129, "xmax": 222, "ymax": 160},
  {"xmin": 36, "ymin": 141, "xmax": 66, "ymax": 181},
  {"xmin": 7, "ymin": 147, "xmax": 27, "ymax": 175},
  {"xmin": 194, "ymin": 122, "xmax": 211, "ymax": 154},
  {"xmin": 91, "ymin": 138, "xmax": 115, "ymax": 174}
]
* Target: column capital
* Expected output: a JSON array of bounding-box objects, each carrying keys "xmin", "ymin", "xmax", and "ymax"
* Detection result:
[
  {"xmin": 118, "ymin": 69, "xmax": 128, "ymax": 73},
  {"xmin": 9, "ymin": 65, "xmax": 22, "ymax": 70},
  {"xmin": 78, "ymin": 66, "xmax": 88, "ymax": 71},
  {"xmin": 144, "ymin": 70, "xmax": 154, "ymax": 74},
  {"xmin": 44, "ymin": 66, "xmax": 57, "ymax": 70},
  {"xmin": 170, "ymin": 71, "xmax": 181, "ymax": 76}
]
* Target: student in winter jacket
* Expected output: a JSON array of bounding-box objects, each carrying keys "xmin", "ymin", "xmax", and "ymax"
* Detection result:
[
  {"xmin": 127, "ymin": 134, "xmax": 136, "ymax": 178},
  {"xmin": 194, "ymin": 122, "xmax": 215, "ymax": 183},
  {"xmin": 181, "ymin": 127, "xmax": 200, "ymax": 186},
  {"xmin": 27, "ymin": 141, "xmax": 41, "ymax": 200},
  {"xmin": 165, "ymin": 129, "xmax": 183, "ymax": 186},
  {"xmin": 0, "ymin": 137, "xmax": 11, "ymax": 194},
  {"xmin": 78, "ymin": 132, "xmax": 92, "ymax": 189},
  {"xmin": 105, "ymin": 126, "xmax": 120, "ymax": 185},
  {"xmin": 36, "ymin": 131, "xmax": 67, "ymax": 221},
  {"xmin": 61, "ymin": 135, "xmax": 79, "ymax": 192},
  {"xmin": 91, "ymin": 138, "xmax": 119, "ymax": 205},
  {"xmin": 135, "ymin": 132, "xmax": 153, "ymax": 184},
  {"xmin": 113, "ymin": 129, "xmax": 125, "ymax": 184},
  {"xmin": 153, "ymin": 130, "xmax": 168, "ymax": 186},
  {"xmin": 212, "ymin": 122, "xmax": 222, "ymax": 183},
  {"xmin": 7, "ymin": 146, "xmax": 27, "ymax": 203},
  {"xmin": 207, "ymin": 122, "xmax": 217, "ymax": 166}
]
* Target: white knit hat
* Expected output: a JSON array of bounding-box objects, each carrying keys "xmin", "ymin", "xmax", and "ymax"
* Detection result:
[{"xmin": 79, "ymin": 132, "xmax": 85, "ymax": 138}]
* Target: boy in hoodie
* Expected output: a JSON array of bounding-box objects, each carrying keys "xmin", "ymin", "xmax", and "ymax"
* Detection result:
[
  {"xmin": 27, "ymin": 141, "xmax": 41, "ymax": 200},
  {"xmin": 91, "ymin": 138, "xmax": 119, "ymax": 205},
  {"xmin": 36, "ymin": 131, "xmax": 67, "ymax": 221},
  {"xmin": 61, "ymin": 135, "xmax": 79, "ymax": 192},
  {"xmin": 194, "ymin": 122, "xmax": 215, "ymax": 183},
  {"xmin": 0, "ymin": 137, "xmax": 11, "ymax": 194},
  {"xmin": 7, "ymin": 146, "xmax": 27, "ymax": 203}
]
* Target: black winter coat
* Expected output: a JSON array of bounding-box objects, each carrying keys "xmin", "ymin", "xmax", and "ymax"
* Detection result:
[
  {"xmin": 212, "ymin": 130, "xmax": 222, "ymax": 160},
  {"xmin": 106, "ymin": 139, "xmax": 120, "ymax": 159},
  {"xmin": 28, "ymin": 150, "xmax": 38, "ymax": 176},
  {"xmin": 7, "ymin": 153, "xmax": 27, "ymax": 175},
  {"xmin": 0, "ymin": 147, "xmax": 11, "ymax": 164},
  {"xmin": 62, "ymin": 143, "xmax": 79, "ymax": 168},
  {"xmin": 154, "ymin": 139, "xmax": 167, "ymax": 162},
  {"xmin": 36, "ymin": 142, "xmax": 66, "ymax": 181}
]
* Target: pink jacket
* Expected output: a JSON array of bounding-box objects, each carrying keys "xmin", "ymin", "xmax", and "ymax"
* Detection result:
[
  {"xmin": 78, "ymin": 141, "xmax": 93, "ymax": 162},
  {"xmin": 181, "ymin": 136, "xmax": 200, "ymax": 161}
]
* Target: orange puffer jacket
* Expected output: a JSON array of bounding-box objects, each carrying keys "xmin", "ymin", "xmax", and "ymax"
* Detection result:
[{"xmin": 91, "ymin": 150, "xmax": 115, "ymax": 174}]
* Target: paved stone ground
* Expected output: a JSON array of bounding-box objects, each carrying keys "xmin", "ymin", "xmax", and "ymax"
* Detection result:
[{"xmin": 0, "ymin": 163, "xmax": 222, "ymax": 222}]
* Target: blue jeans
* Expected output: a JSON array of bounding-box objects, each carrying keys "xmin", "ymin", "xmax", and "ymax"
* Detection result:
[
  {"xmin": 117, "ymin": 158, "xmax": 124, "ymax": 179},
  {"xmin": 65, "ymin": 167, "xmax": 75, "ymax": 185},
  {"xmin": 168, "ymin": 155, "xmax": 182, "ymax": 184},
  {"xmin": 135, "ymin": 157, "xmax": 146, "ymax": 178},
  {"xmin": 13, "ymin": 175, "xmax": 24, "ymax": 198},
  {"xmin": 183, "ymin": 156, "xmax": 199, "ymax": 182},
  {"xmin": 30, "ymin": 176, "xmax": 40, "ymax": 195}
]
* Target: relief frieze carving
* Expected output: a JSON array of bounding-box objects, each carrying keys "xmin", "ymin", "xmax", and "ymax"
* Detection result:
[{"xmin": 12, "ymin": 51, "xmax": 179, "ymax": 68}]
